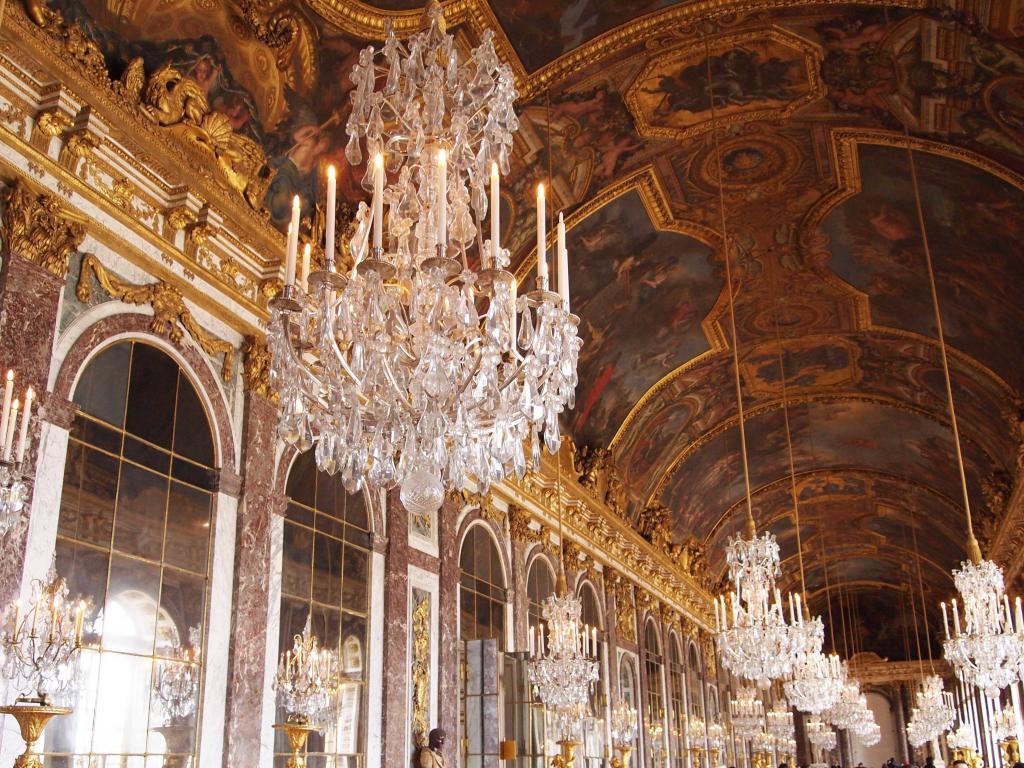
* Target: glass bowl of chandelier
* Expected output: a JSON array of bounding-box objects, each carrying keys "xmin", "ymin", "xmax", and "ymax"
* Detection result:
[{"xmin": 267, "ymin": 2, "xmax": 581, "ymax": 517}]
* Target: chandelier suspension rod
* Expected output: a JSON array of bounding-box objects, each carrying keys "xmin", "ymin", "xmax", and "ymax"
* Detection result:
[
  {"xmin": 703, "ymin": 30, "xmax": 755, "ymax": 534},
  {"xmin": 904, "ymin": 523, "xmax": 926, "ymax": 677},
  {"xmin": 819, "ymin": 512, "xmax": 837, "ymax": 655},
  {"xmin": 909, "ymin": 504, "xmax": 937, "ymax": 675},
  {"xmin": 882, "ymin": 6, "xmax": 977, "ymax": 562},
  {"xmin": 773, "ymin": 299, "xmax": 808, "ymax": 602}
]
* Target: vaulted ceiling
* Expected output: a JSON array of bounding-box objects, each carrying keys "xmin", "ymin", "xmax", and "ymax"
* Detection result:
[{"xmin": 37, "ymin": 0, "xmax": 1024, "ymax": 659}]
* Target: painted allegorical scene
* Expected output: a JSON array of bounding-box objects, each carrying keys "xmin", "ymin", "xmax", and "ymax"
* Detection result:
[
  {"xmin": 820, "ymin": 143, "xmax": 1024, "ymax": 391},
  {"xmin": 563, "ymin": 189, "xmax": 719, "ymax": 449}
]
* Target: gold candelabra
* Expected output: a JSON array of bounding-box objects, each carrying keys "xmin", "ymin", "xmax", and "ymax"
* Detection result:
[
  {"xmin": 551, "ymin": 738, "xmax": 579, "ymax": 768},
  {"xmin": 0, "ymin": 704, "xmax": 71, "ymax": 768},
  {"xmin": 611, "ymin": 744, "xmax": 633, "ymax": 768},
  {"xmin": 273, "ymin": 718, "xmax": 319, "ymax": 768}
]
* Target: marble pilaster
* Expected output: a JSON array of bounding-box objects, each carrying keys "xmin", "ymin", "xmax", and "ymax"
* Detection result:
[
  {"xmin": 0, "ymin": 252, "xmax": 70, "ymax": 608},
  {"xmin": 510, "ymin": 537, "xmax": 530, "ymax": 652},
  {"xmin": 437, "ymin": 497, "xmax": 460, "ymax": 742},
  {"xmin": 222, "ymin": 392, "xmax": 284, "ymax": 768},
  {"xmin": 381, "ymin": 489, "xmax": 411, "ymax": 768}
]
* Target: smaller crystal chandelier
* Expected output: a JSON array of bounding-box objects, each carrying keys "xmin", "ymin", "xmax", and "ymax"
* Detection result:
[
  {"xmin": 942, "ymin": 555, "xmax": 1024, "ymax": 698},
  {"xmin": 948, "ymin": 722, "xmax": 976, "ymax": 751},
  {"xmin": 785, "ymin": 650, "xmax": 845, "ymax": 714},
  {"xmin": 730, "ymin": 685, "xmax": 764, "ymax": 739},
  {"xmin": 687, "ymin": 714, "xmax": 706, "ymax": 754},
  {"xmin": 0, "ymin": 371, "xmax": 34, "ymax": 535},
  {"xmin": 993, "ymin": 702, "xmax": 1017, "ymax": 742},
  {"xmin": 751, "ymin": 728, "xmax": 774, "ymax": 756},
  {"xmin": 609, "ymin": 698, "xmax": 638, "ymax": 768},
  {"xmin": 824, "ymin": 674, "xmax": 863, "ymax": 731},
  {"xmin": 155, "ymin": 628, "xmax": 201, "ymax": 726},
  {"xmin": 706, "ymin": 721, "xmax": 726, "ymax": 767},
  {"xmin": 273, "ymin": 614, "xmax": 341, "ymax": 726},
  {"xmin": 526, "ymin": 576, "xmax": 598, "ymax": 738},
  {"xmin": 766, "ymin": 700, "xmax": 794, "ymax": 742},
  {"xmin": 906, "ymin": 675, "xmax": 955, "ymax": 746},
  {"xmin": 1, "ymin": 565, "xmax": 86, "ymax": 705},
  {"xmin": 806, "ymin": 716, "xmax": 837, "ymax": 753},
  {"xmin": 715, "ymin": 528, "xmax": 804, "ymax": 688}
]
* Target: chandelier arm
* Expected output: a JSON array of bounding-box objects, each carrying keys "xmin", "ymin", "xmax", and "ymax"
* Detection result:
[{"xmin": 379, "ymin": 357, "xmax": 417, "ymax": 415}]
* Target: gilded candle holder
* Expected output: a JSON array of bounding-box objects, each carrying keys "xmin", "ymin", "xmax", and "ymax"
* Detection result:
[
  {"xmin": 551, "ymin": 738, "xmax": 579, "ymax": 768},
  {"xmin": 611, "ymin": 744, "xmax": 633, "ymax": 768},
  {"xmin": 0, "ymin": 703, "xmax": 71, "ymax": 768}
]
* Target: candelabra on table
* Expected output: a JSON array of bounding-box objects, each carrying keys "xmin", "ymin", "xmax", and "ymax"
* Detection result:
[
  {"xmin": 0, "ymin": 370, "xmax": 35, "ymax": 537},
  {"xmin": 687, "ymin": 715, "xmax": 706, "ymax": 768},
  {"xmin": 706, "ymin": 721, "xmax": 725, "ymax": 768},
  {"xmin": 609, "ymin": 698, "xmax": 637, "ymax": 768},
  {"xmin": 0, "ymin": 566, "xmax": 87, "ymax": 768},
  {"xmin": 272, "ymin": 615, "xmax": 341, "ymax": 768},
  {"xmin": 153, "ymin": 631, "xmax": 201, "ymax": 768},
  {"xmin": 647, "ymin": 718, "xmax": 666, "ymax": 766}
]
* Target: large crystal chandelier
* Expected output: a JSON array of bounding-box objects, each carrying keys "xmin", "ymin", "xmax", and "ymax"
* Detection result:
[
  {"xmin": 905, "ymin": 675, "xmax": 955, "ymax": 746},
  {"xmin": 273, "ymin": 615, "xmax": 341, "ymax": 726},
  {"xmin": 527, "ymin": 568, "xmax": 598, "ymax": 737},
  {"xmin": 730, "ymin": 685, "xmax": 765, "ymax": 738},
  {"xmin": 267, "ymin": 1, "xmax": 580, "ymax": 514},
  {"xmin": 942, "ymin": 556, "xmax": 1024, "ymax": 698},
  {"xmin": 785, "ymin": 650, "xmax": 845, "ymax": 714},
  {"xmin": 715, "ymin": 528, "xmax": 804, "ymax": 688}
]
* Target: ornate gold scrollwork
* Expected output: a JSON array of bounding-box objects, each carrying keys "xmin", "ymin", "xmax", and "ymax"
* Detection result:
[
  {"xmin": 242, "ymin": 335, "xmax": 277, "ymax": 402},
  {"xmin": 637, "ymin": 501, "xmax": 673, "ymax": 553},
  {"xmin": 76, "ymin": 253, "xmax": 235, "ymax": 381},
  {"xmin": 411, "ymin": 592, "xmax": 431, "ymax": 744},
  {"xmin": 610, "ymin": 574, "xmax": 637, "ymax": 644},
  {"xmin": 508, "ymin": 504, "xmax": 541, "ymax": 545},
  {"xmin": 457, "ymin": 488, "xmax": 505, "ymax": 526},
  {"xmin": 1, "ymin": 179, "xmax": 86, "ymax": 278}
]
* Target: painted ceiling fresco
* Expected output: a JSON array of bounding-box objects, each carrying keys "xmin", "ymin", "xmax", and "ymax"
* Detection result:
[{"xmin": 29, "ymin": 0, "xmax": 1024, "ymax": 659}]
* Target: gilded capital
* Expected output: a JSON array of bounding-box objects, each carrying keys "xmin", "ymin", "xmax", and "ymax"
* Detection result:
[
  {"xmin": 242, "ymin": 335, "xmax": 276, "ymax": 402},
  {"xmin": 1, "ymin": 179, "xmax": 85, "ymax": 278}
]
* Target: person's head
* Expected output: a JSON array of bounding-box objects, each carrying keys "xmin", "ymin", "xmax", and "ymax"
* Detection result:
[{"xmin": 428, "ymin": 728, "xmax": 446, "ymax": 750}]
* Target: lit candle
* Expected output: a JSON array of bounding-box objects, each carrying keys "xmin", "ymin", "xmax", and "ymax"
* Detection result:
[
  {"xmin": 490, "ymin": 162, "xmax": 500, "ymax": 267},
  {"xmin": 529, "ymin": 625, "xmax": 535, "ymax": 657},
  {"xmin": 592, "ymin": 626, "xmax": 597, "ymax": 654},
  {"xmin": 1005, "ymin": 594, "xmax": 1014, "ymax": 628},
  {"xmin": 536, "ymin": 183, "xmax": 547, "ymax": 284},
  {"xmin": 794, "ymin": 591, "xmax": 802, "ymax": 623},
  {"xmin": 1016, "ymin": 597, "xmax": 1023, "ymax": 632},
  {"xmin": 3, "ymin": 398, "xmax": 18, "ymax": 461},
  {"xmin": 16, "ymin": 386, "xmax": 32, "ymax": 463},
  {"xmin": 436, "ymin": 148, "xmax": 447, "ymax": 248},
  {"xmin": 326, "ymin": 165, "xmax": 337, "ymax": 267},
  {"xmin": 557, "ymin": 212, "xmax": 569, "ymax": 310},
  {"xmin": 0, "ymin": 370, "xmax": 12, "ymax": 456},
  {"xmin": 74, "ymin": 600, "xmax": 85, "ymax": 642},
  {"xmin": 285, "ymin": 196, "xmax": 300, "ymax": 287},
  {"xmin": 373, "ymin": 153, "xmax": 384, "ymax": 251},
  {"xmin": 941, "ymin": 601, "xmax": 950, "ymax": 639},
  {"xmin": 300, "ymin": 243, "xmax": 312, "ymax": 293},
  {"xmin": 952, "ymin": 598, "xmax": 961, "ymax": 636}
]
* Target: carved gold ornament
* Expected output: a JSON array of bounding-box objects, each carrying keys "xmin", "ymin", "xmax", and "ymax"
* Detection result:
[
  {"xmin": 242, "ymin": 335, "xmax": 276, "ymax": 402},
  {"xmin": 1, "ymin": 179, "xmax": 86, "ymax": 278},
  {"xmin": 508, "ymin": 505, "xmax": 541, "ymax": 545},
  {"xmin": 411, "ymin": 593, "xmax": 431, "ymax": 743},
  {"xmin": 76, "ymin": 254, "xmax": 235, "ymax": 381}
]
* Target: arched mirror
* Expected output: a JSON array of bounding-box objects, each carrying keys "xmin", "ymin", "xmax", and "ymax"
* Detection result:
[{"xmin": 459, "ymin": 524, "xmax": 507, "ymax": 647}]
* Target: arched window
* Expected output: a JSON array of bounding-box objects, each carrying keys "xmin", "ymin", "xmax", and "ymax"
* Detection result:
[
  {"xmin": 53, "ymin": 340, "xmax": 217, "ymax": 765},
  {"xmin": 579, "ymin": 582, "xmax": 606, "ymax": 768},
  {"xmin": 687, "ymin": 643, "xmax": 705, "ymax": 720},
  {"xmin": 644, "ymin": 619, "xmax": 666, "ymax": 768},
  {"xmin": 278, "ymin": 450, "xmax": 371, "ymax": 763},
  {"xmin": 526, "ymin": 555, "xmax": 556, "ymax": 629},
  {"xmin": 620, "ymin": 655, "xmax": 638, "ymax": 708},
  {"xmin": 459, "ymin": 524, "xmax": 506, "ymax": 646},
  {"xmin": 668, "ymin": 634, "xmax": 688, "ymax": 768}
]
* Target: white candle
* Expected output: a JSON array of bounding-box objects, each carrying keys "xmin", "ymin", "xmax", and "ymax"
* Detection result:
[
  {"xmin": 372, "ymin": 153, "xmax": 384, "ymax": 250},
  {"xmin": 536, "ymin": 183, "xmax": 547, "ymax": 284},
  {"xmin": 952, "ymin": 598, "xmax": 961, "ymax": 636},
  {"xmin": 592, "ymin": 626, "xmax": 597, "ymax": 654},
  {"xmin": 529, "ymin": 625, "xmax": 535, "ymax": 657},
  {"xmin": 794, "ymin": 591, "xmax": 802, "ymax": 623},
  {"xmin": 0, "ymin": 370, "xmax": 13, "ymax": 455},
  {"xmin": 1016, "ymin": 597, "xmax": 1023, "ymax": 632},
  {"xmin": 300, "ymin": 243, "xmax": 312, "ymax": 293},
  {"xmin": 557, "ymin": 212, "xmax": 569, "ymax": 309},
  {"xmin": 490, "ymin": 161, "xmax": 500, "ymax": 266},
  {"xmin": 285, "ymin": 196, "xmax": 300, "ymax": 287},
  {"xmin": 942, "ymin": 602, "xmax": 950, "ymax": 639},
  {"xmin": 436, "ymin": 148, "xmax": 447, "ymax": 248},
  {"xmin": 3, "ymin": 398, "xmax": 17, "ymax": 461},
  {"xmin": 16, "ymin": 386, "xmax": 32, "ymax": 463},
  {"xmin": 326, "ymin": 165, "xmax": 337, "ymax": 266}
]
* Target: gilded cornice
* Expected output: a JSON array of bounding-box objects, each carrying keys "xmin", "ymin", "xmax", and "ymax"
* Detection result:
[
  {"xmin": 7, "ymin": 1, "xmax": 284, "ymax": 267},
  {"xmin": 492, "ymin": 444, "xmax": 715, "ymax": 630},
  {"xmin": 77, "ymin": 253, "xmax": 235, "ymax": 381},
  {"xmin": 0, "ymin": 177, "xmax": 85, "ymax": 278},
  {"xmin": 846, "ymin": 653, "xmax": 951, "ymax": 685}
]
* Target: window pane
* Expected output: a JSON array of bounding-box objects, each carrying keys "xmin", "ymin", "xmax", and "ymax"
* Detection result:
[
  {"xmin": 157, "ymin": 568, "xmax": 205, "ymax": 657},
  {"xmin": 74, "ymin": 343, "xmax": 131, "ymax": 427},
  {"xmin": 282, "ymin": 523, "xmax": 313, "ymax": 601},
  {"xmin": 173, "ymin": 375, "xmax": 214, "ymax": 466},
  {"xmin": 113, "ymin": 463, "xmax": 168, "ymax": 561},
  {"xmin": 164, "ymin": 482, "xmax": 211, "ymax": 573},
  {"xmin": 313, "ymin": 532, "xmax": 342, "ymax": 607},
  {"xmin": 104, "ymin": 555, "xmax": 161, "ymax": 655},
  {"xmin": 91, "ymin": 652, "xmax": 154, "ymax": 754},
  {"xmin": 55, "ymin": 537, "xmax": 109, "ymax": 636},
  {"xmin": 125, "ymin": 344, "xmax": 178, "ymax": 449},
  {"xmin": 123, "ymin": 435, "xmax": 171, "ymax": 474},
  {"xmin": 341, "ymin": 545, "xmax": 368, "ymax": 613}
]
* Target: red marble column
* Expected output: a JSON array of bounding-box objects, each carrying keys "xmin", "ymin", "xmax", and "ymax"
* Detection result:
[
  {"xmin": 381, "ymin": 489, "xmax": 411, "ymax": 768},
  {"xmin": 223, "ymin": 391, "xmax": 285, "ymax": 767},
  {"xmin": 0, "ymin": 253, "xmax": 74, "ymax": 607}
]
